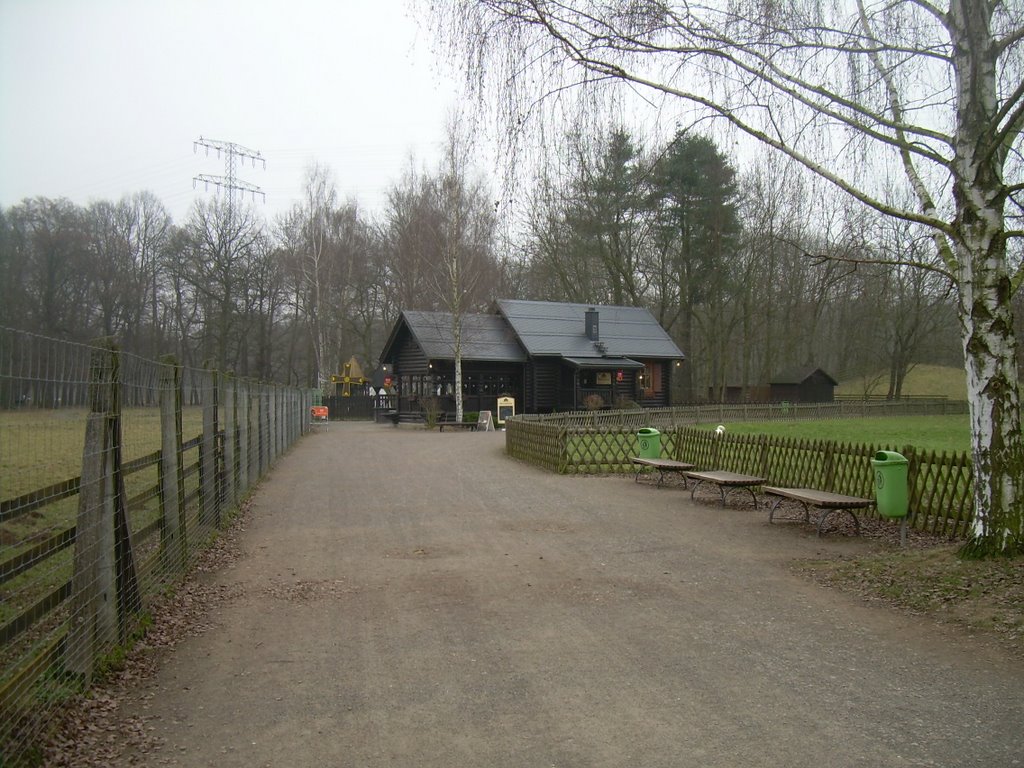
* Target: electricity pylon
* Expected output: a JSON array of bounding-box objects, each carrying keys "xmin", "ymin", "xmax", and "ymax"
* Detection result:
[{"xmin": 192, "ymin": 136, "xmax": 266, "ymax": 218}]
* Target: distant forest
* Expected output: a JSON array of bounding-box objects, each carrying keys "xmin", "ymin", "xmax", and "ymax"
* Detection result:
[{"xmin": 0, "ymin": 127, "xmax": 977, "ymax": 401}]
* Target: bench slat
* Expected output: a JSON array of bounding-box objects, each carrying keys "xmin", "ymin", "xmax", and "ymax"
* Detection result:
[
  {"xmin": 762, "ymin": 486, "xmax": 873, "ymax": 508},
  {"xmin": 763, "ymin": 486, "xmax": 874, "ymax": 537},
  {"xmin": 631, "ymin": 457, "xmax": 695, "ymax": 488}
]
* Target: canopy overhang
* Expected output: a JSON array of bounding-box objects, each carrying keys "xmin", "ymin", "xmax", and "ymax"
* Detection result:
[{"xmin": 563, "ymin": 356, "xmax": 644, "ymax": 369}]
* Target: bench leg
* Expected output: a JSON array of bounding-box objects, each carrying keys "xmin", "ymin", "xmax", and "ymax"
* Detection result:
[
  {"xmin": 721, "ymin": 485, "xmax": 758, "ymax": 508},
  {"xmin": 768, "ymin": 498, "xmax": 811, "ymax": 524},
  {"xmin": 690, "ymin": 480, "xmax": 733, "ymax": 506},
  {"xmin": 689, "ymin": 479, "xmax": 707, "ymax": 501},
  {"xmin": 816, "ymin": 508, "xmax": 861, "ymax": 537}
]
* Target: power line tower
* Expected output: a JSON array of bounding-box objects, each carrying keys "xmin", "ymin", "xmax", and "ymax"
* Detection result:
[{"xmin": 192, "ymin": 136, "xmax": 266, "ymax": 218}]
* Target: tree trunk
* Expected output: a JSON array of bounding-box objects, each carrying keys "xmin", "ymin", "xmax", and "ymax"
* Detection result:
[
  {"xmin": 958, "ymin": 243, "xmax": 1024, "ymax": 556},
  {"xmin": 951, "ymin": 0, "xmax": 1023, "ymax": 556}
]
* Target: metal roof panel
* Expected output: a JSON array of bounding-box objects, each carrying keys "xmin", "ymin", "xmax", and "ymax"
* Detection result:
[
  {"xmin": 402, "ymin": 311, "xmax": 527, "ymax": 362},
  {"xmin": 496, "ymin": 300, "xmax": 684, "ymax": 359}
]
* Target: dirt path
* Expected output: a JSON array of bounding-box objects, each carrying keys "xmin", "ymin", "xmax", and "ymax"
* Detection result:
[{"xmin": 117, "ymin": 422, "xmax": 1023, "ymax": 767}]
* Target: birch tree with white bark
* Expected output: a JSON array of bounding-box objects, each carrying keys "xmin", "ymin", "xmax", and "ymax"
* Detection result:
[{"xmin": 428, "ymin": 0, "xmax": 1024, "ymax": 557}]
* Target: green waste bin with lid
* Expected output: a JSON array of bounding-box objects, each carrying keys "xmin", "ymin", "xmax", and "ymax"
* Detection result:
[
  {"xmin": 637, "ymin": 427, "xmax": 661, "ymax": 459},
  {"xmin": 871, "ymin": 450, "xmax": 909, "ymax": 518}
]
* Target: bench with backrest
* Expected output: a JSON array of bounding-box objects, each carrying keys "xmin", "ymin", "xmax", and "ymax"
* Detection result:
[
  {"xmin": 762, "ymin": 486, "xmax": 874, "ymax": 537},
  {"xmin": 631, "ymin": 457, "xmax": 696, "ymax": 487}
]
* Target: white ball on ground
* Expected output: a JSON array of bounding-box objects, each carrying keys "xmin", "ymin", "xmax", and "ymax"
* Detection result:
[{"xmin": 715, "ymin": 424, "xmax": 725, "ymax": 435}]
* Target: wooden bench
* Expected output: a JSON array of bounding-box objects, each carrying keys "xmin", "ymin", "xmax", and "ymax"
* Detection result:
[
  {"xmin": 437, "ymin": 419, "xmax": 478, "ymax": 432},
  {"xmin": 631, "ymin": 457, "xmax": 695, "ymax": 488},
  {"xmin": 763, "ymin": 486, "xmax": 874, "ymax": 537},
  {"xmin": 384, "ymin": 411, "xmax": 425, "ymax": 427},
  {"xmin": 684, "ymin": 470, "xmax": 765, "ymax": 508}
]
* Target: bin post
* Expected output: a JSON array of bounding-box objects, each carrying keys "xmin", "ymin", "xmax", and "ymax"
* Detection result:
[{"xmin": 871, "ymin": 450, "xmax": 910, "ymax": 546}]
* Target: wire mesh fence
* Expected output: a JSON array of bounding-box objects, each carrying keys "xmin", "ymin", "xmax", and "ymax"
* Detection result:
[{"xmin": 0, "ymin": 327, "xmax": 314, "ymax": 765}]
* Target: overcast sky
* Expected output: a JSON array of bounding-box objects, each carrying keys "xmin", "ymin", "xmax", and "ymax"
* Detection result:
[{"xmin": 0, "ymin": 0, "xmax": 463, "ymax": 224}]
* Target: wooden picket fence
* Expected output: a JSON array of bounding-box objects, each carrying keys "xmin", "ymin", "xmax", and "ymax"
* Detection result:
[{"xmin": 505, "ymin": 418, "xmax": 975, "ymax": 539}]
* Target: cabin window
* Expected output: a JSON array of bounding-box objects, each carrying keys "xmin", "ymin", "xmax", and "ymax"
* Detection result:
[
  {"xmin": 641, "ymin": 363, "xmax": 661, "ymax": 396},
  {"xmin": 460, "ymin": 373, "xmax": 514, "ymax": 395}
]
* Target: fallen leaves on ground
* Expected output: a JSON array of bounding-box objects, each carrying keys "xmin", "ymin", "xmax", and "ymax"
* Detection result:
[
  {"xmin": 41, "ymin": 500, "xmax": 253, "ymax": 767},
  {"xmin": 798, "ymin": 542, "xmax": 1024, "ymax": 654}
]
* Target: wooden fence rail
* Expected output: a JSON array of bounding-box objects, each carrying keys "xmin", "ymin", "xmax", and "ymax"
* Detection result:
[
  {"xmin": 516, "ymin": 398, "xmax": 968, "ymax": 427},
  {"xmin": 0, "ymin": 342, "xmax": 314, "ymax": 766}
]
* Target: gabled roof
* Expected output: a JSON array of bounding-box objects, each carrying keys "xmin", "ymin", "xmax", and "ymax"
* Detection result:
[
  {"xmin": 770, "ymin": 367, "xmax": 838, "ymax": 386},
  {"xmin": 381, "ymin": 310, "xmax": 527, "ymax": 363},
  {"xmin": 495, "ymin": 299, "xmax": 684, "ymax": 361}
]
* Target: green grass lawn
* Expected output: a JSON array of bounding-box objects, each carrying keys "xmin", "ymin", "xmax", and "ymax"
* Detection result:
[
  {"xmin": 1, "ymin": 406, "xmax": 210, "ymax": 627},
  {"xmin": 1, "ymin": 407, "xmax": 207, "ymax": 500},
  {"xmin": 702, "ymin": 415, "xmax": 971, "ymax": 455},
  {"xmin": 836, "ymin": 364, "xmax": 967, "ymax": 399}
]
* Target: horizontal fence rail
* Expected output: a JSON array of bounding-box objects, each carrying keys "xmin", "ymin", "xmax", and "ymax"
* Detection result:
[
  {"xmin": 506, "ymin": 403, "xmax": 974, "ymax": 539},
  {"xmin": 514, "ymin": 398, "xmax": 968, "ymax": 427},
  {"xmin": 0, "ymin": 327, "xmax": 315, "ymax": 765}
]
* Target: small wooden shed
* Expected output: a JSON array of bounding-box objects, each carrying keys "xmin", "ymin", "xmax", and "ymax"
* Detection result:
[{"xmin": 769, "ymin": 368, "xmax": 838, "ymax": 403}]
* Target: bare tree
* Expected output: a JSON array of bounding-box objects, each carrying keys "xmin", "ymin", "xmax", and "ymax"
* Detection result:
[
  {"xmin": 434, "ymin": 120, "xmax": 500, "ymax": 422},
  {"xmin": 381, "ymin": 120, "xmax": 500, "ymax": 421},
  {"xmin": 429, "ymin": 0, "xmax": 1024, "ymax": 556},
  {"xmin": 180, "ymin": 198, "xmax": 266, "ymax": 371},
  {"xmin": 1, "ymin": 198, "xmax": 91, "ymax": 339},
  {"xmin": 124, "ymin": 192, "xmax": 173, "ymax": 359},
  {"xmin": 280, "ymin": 163, "xmax": 346, "ymax": 390}
]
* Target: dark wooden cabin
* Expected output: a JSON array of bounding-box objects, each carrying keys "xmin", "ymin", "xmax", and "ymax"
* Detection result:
[
  {"xmin": 378, "ymin": 300, "xmax": 685, "ymax": 415},
  {"xmin": 377, "ymin": 310, "xmax": 526, "ymax": 415}
]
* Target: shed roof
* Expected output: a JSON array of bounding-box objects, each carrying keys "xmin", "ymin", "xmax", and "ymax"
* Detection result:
[
  {"xmin": 383, "ymin": 310, "xmax": 527, "ymax": 363},
  {"xmin": 770, "ymin": 367, "xmax": 839, "ymax": 386},
  {"xmin": 495, "ymin": 300, "xmax": 684, "ymax": 361}
]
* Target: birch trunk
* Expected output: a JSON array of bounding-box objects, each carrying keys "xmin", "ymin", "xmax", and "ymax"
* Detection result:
[{"xmin": 951, "ymin": 0, "xmax": 1023, "ymax": 555}]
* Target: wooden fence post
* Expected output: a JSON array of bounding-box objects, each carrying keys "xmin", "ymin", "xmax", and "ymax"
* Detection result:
[
  {"xmin": 257, "ymin": 383, "xmax": 266, "ymax": 475},
  {"xmin": 250, "ymin": 382, "xmax": 261, "ymax": 483},
  {"xmin": 903, "ymin": 444, "xmax": 918, "ymax": 526},
  {"xmin": 66, "ymin": 340, "xmax": 140, "ymax": 679},
  {"xmin": 759, "ymin": 434, "xmax": 769, "ymax": 480},
  {"xmin": 237, "ymin": 379, "xmax": 250, "ymax": 496},
  {"xmin": 158, "ymin": 355, "xmax": 185, "ymax": 573},
  {"xmin": 269, "ymin": 385, "xmax": 279, "ymax": 465},
  {"xmin": 223, "ymin": 373, "xmax": 237, "ymax": 508},
  {"xmin": 200, "ymin": 365, "xmax": 219, "ymax": 528}
]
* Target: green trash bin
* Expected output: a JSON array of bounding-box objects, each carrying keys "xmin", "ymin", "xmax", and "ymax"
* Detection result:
[
  {"xmin": 637, "ymin": 427, "xmax": 661, "ymax": 459},
  {"xmin": 871, "ymin": 450, "xmax": 909, "ymax": 518}
]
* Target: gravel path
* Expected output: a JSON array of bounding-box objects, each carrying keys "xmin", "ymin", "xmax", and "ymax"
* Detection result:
[{"xmin": 113, "ymin": 422, "xmax": 1024, "ymax": 767}]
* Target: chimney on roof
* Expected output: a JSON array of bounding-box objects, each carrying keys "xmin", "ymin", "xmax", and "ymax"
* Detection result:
[{"xmin": 585, "ymin": 307, "xmax": 599, "ymax": 341}]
